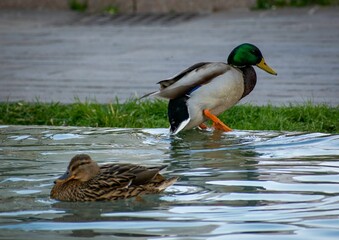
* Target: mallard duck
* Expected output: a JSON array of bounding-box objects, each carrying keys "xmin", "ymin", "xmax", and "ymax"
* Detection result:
[
  {"xmin": 50, "ymin": 154, "xmax": 178, "ymax": 201},
  {"xmin": 142, "ymin": 43, "xmax": 277, "ymax": 134}
]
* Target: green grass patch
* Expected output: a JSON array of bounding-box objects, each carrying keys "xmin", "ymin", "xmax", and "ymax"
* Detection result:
[
  {"xmin": 68, "ymin": 0, "xmax": 88, "ymax": 12},
  {"xmin": 104, "ymin": 5, "xmax": 119, "ymax": 15},
  {"xmin": 0, "ymin": 100, "xmax": 338, "ymax": 133}
]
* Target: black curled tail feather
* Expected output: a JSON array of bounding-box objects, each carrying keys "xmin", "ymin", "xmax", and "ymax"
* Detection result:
[{"xmin": 168, "ymin": 96, "xmax": 190, "ymax": 134}]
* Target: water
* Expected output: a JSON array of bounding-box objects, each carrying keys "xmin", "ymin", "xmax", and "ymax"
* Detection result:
[{"xmin": 0, "ymin": 125, "xmax": 339, "ymax": 240}]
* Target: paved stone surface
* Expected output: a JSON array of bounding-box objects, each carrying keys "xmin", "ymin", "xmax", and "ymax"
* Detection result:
[
  {"xmin": 0, "ymin": 7, "xmax": 338, "ymax": 106},
  {"xmin": 0, "ymin": 0, "xmax": 256, "ymax": 13}
]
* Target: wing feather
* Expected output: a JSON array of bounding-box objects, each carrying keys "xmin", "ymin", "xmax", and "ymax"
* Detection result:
[
  {"xmin": 158, "ymin": 62, "xmax": 209, "ymax": 88},
  {"xmin": 97, "ymin": 164, "xmax": 166, "ymax": 187},
  {"xmin": 143, "ymin": 62, "xmax": 230, "ymax": 99}
]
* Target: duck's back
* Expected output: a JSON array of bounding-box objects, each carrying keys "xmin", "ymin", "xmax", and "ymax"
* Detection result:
[{"xmin": 51, "ymin": 163, "xmax": 177, "ymax": 201}]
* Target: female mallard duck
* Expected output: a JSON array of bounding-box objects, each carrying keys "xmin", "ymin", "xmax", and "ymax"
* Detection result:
[
  {"xmin": 142, "ymin": 43, "xmax": 277, "ymax": 134},
  {"xmin": 50, "ymin": 154, "xmax": 178, "ymax": 201}
]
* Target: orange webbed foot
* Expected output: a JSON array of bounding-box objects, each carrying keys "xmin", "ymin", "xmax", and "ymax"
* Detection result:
[
  {"xmin": 203, "ymin": 109, "xmax": 232, "ymax": 132},
  {"xmin": 198, "ymin": 123, "xmax": 208, "ymax": 130}
]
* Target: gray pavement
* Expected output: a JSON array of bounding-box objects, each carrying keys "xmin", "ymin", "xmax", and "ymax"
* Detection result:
[{"xmin": 0, "ymin": 7, "xmax": 338, "ymax": 106}]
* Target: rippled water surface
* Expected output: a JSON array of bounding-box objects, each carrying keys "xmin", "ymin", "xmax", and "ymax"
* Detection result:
[{"xmin": 0, "ymin": 125, "xmax": 339, "ymax": 240}]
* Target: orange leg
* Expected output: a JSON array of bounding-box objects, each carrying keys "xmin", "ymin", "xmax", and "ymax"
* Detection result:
[
  {"xmin": 203, "ymin": 109, "xmax": 232, "ymax": 132},
  {"xmin": 198, "ymin": 123, "xmax": 208, "ymax": 130}
]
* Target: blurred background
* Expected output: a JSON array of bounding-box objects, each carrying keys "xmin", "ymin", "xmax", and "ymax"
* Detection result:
[
  {"xmin": 0, "ymin": 0, "xmax": 264, "ymax": 13},
  {"xmin": 0, "ymin": 0, "xmax": 338, "ymax": 105}
]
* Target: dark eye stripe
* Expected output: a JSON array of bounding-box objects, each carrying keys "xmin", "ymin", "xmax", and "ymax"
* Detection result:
[{"xmin": 70, "ymin": 160, "xmax": 91, "ymax": 172}]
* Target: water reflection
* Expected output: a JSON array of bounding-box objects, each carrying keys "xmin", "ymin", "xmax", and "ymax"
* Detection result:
[
  {"xmin": 168, "ymin": 130, "xmax": 263, "ymax": 208},
  {"xmin": 0, "ymin": 125, "xmax": 338, "ymax": 239}
]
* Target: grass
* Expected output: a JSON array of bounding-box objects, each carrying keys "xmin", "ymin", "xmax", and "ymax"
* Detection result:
[
  {"xmin": 68, "ymin": 0, "xmax": 119, "ymax": 14},
  {"xmin": 0, "ymin": 99, "xmax": 168, "ymax": 129},
  {"xmin": 0, "ymin": 100, "xmax": 338, "ymax": 133},
  {"xmin": 68, "ymin": 0, "xmax": 88, "ymax": 12},
  {"xmin": 104, "ymin": 6, "xmax": 119, "ymax": 16}
]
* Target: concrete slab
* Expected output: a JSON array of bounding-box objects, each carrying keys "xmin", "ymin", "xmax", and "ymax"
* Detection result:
[{"xmin": 0, "ymin": 7, "xmax": 338, "ymax": 106}]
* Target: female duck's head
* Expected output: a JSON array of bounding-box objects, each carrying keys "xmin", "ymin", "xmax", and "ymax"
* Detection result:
[
  {"xmin": 54, "ymin": 154, "xmax": 100, "ymax": 184},
  {"xmin": 227, "ymin": 43, "xmax": 277, "ymax": 75}
]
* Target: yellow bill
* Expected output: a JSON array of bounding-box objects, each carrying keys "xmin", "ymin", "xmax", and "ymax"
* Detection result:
[{"xmin": 256, "ymin": 58, "xmax": 277, "ymax": 75}]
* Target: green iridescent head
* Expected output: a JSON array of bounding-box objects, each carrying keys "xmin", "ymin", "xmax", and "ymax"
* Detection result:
[{"xmin": 227, "ymin": 43, "xmax": 277, "ymax": 75}]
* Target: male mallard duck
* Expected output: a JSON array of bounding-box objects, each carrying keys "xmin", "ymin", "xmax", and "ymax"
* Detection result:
[
  {"xmin": 142, "ymin": 43, "xmax": 277, "ymax": 134},
  {"xmin": 50, "ymin": 154, "xmax": 178, "ymax": 201}
]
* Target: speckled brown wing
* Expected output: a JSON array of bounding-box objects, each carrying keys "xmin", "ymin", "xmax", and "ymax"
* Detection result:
[
  {"xmin": 81, "ymin": 164, "xmax": 170, "ymax": 201},
  {"xmin": 100, "ymin": 163, "xmax": 167, "ymax": 184},
  {"xmin": 51, "ymin": 163, "xmax": 177, "ymax": 202}
]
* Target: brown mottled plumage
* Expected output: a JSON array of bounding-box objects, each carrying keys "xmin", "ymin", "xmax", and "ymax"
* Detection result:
[{"xmin": 50, "ymin": 154, "xmax": 178, "ymax": 202}]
